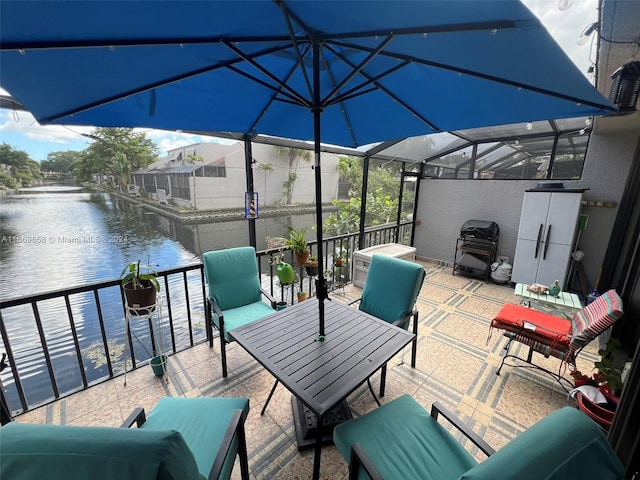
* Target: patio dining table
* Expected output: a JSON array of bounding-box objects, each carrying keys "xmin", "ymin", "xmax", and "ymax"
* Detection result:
[{"xmin": 231, "ymin": 298, "xmax": 415, "ymax": 480}]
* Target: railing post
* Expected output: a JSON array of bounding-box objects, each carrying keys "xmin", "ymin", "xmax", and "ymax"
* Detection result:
[{"xmin": 358, "ymin": 155, "xmax": 370, "ymax": 250}]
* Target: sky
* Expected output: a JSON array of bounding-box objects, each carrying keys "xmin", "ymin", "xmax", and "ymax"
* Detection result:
[{"xmin": 0, "ymin": 0, "xmax": 599, "ymax": 163}]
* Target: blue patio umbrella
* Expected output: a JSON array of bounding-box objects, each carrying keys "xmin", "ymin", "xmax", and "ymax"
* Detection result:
[{"xmin": 0, "ymin": 0, "xmax": 616, "ymax": 338}]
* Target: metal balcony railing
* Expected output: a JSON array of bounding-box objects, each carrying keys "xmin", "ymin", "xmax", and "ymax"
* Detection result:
[{"xmin": 0, "ymin": 222, "xmax": 413, "ymax": 415}]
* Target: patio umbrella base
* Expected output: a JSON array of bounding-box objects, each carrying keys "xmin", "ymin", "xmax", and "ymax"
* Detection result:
[{"xmin": 291, "ymin": 397, "xmax": 352, "ymax": 449}]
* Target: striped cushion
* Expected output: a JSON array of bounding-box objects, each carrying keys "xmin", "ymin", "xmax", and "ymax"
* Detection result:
[{"xmin": 568, "ymin": 289, "xmax": 623, "ymax": 355}]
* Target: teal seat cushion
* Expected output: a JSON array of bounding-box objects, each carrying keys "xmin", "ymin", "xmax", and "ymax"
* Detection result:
[
  {"xmin": 0, "ymin": 421, "xmax": 203, "ymax": 480},
  {"xmin": 142, "ymin": 397, "xmax": 250, "ymax": 480},
  {"xmin": 459, "ymin": 407, "xmax": 625, "ymax": 480},
  {"xmin": 203, "ymin": 247, "xmax": 262, "ymax": 310},
  {"xmin": 359, "ymin": 255, "xmax": 425, "ymax": 325},
  {"xmin": 214, "ymin": 301, "xmax": 276, "ymax": 342},
  {"xmin": 333, "ymin": 395, "xmax": 477, "ymax": 480}
]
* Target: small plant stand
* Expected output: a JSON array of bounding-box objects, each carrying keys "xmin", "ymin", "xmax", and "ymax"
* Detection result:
[{"xmin": 123, "ymin": 295, "xmax": 167, "ymax": 385}]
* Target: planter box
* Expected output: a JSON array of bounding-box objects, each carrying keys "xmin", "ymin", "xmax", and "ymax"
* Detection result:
[{"xmin": 352, "ymin": 243, "xmax": 417, "ymax": 288}]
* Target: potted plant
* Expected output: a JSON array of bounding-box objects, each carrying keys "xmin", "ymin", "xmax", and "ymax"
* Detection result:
[
  {"xmin": 286, "ymin": 226, "xmax": 310, "ymax": 265},
  {"xmin": 305, "ymin": 255, "xmax": 319, "ymax": 276},
  {"xmin": 150, "ymin": 354, "xmax": 167, "ymax": 377},
  {"xmin": 120, "ymin": 259, "xmax": 160, "ymax": 314},
  {"xmin": 297, "ymin": 290, "xmax": 308, "ymax": 302}
]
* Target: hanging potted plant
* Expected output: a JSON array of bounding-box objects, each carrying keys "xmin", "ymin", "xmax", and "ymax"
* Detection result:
[
  {"xmin": 120, "ymin": 259, "xmax": 160, "ymax": 315},
  {"xmin": 286, "ymin": 226, "xmax": 310, "ymax": 265},
  {"xmin": 305, "ymin": 255, "xmax": 319, "ymax": 276}
]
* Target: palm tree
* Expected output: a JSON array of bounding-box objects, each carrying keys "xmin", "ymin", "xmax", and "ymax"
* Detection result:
[
  {"xmin": 108, "ymin": 152, "xmax": 131, "ymax": 192},
  {"xmin": 275, "ymin": 147, "xmax": 311, "ymax": 204}
]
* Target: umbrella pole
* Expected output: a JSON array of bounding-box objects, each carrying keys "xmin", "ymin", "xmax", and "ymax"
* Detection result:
[{"xmin": 312, "ymin": 42, "xmax": 326, "ymax": 340}]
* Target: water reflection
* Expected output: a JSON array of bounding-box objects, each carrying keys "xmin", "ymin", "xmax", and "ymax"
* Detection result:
[{"xmin": 0, "ymin": 186, "xmax": 320, "ymax": 409}]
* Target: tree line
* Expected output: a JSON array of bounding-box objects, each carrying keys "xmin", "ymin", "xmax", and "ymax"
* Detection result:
[{"xmin": 0, "ymin": 127, "xmax": 158, "ymax": 190}]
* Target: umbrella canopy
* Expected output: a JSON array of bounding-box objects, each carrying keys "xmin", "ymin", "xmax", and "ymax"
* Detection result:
[{"xmin": 0, "ymin": 0, "xmax": 616, "ymax": 337}]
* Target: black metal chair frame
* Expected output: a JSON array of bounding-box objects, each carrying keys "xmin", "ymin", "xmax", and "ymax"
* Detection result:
[
  {"xmin": 495, "ymin": 323, "xmax": 589, "ymax": 393},
  {"xmin": 348, "ymin": 402, "xmax": 495, "ymax": 480},
  {"xmin": 121, "ymin": 407, "xmax": 250, "ymax": 480},
  {"xmin": 348, "ymin": 298, "xmax": 419, "ymax": 402},
  {"xmin": 205, "ymin": 289, "xmax": 276, "ymax": 378}
]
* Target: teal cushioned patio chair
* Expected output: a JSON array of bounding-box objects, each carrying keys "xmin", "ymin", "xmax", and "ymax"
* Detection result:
[
  {"xmin": 0, "ymin": 396, "xmax": 250, "ymax": 480},
  {"xmin": 349, "ymin": 254, "xmax": 425, "ymax": 398},
  {"xmin": 203, "ymin": 246, "xmax": 276, "ymax": 378},
  {"xmin": 333, "ymin": 394, "xmax": 625, "ymax": 480}
]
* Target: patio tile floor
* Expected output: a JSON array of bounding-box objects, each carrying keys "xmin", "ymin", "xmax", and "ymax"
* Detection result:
[{"xmin": 15, "ymin": 260, "xmax": 597, "ymax": 479}]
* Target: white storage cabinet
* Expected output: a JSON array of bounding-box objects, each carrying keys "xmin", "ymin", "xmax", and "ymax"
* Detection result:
[
  {"xmin": 352, "ymin": 243, "xmax": 417, "ymax": 288},
  {"xmin": 511, "ymin": 189, "xmax": 583, "ymax": 289}
]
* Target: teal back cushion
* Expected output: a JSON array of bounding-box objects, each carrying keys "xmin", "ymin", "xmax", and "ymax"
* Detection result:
[
  {"xmin": 0, "ymin": 422, "xmax": 204, "ymax": 480},
  {"xmin": 359, "ymin": 255, "xmax": 425, "ymax": 324},
  {"xmin": 459, "ymin": 407, "xmax": 625, "ymax": 480},
  {"xmin": 334, "ymin": 394, "xmax": 477, "ymax": 480},
  {"xmin": 203, "ymin": 247, "xmax": 262, "ymax": 310},
  {"xmin": 142, "ymin": 397, "xmax": 250, "ymax": 480}
]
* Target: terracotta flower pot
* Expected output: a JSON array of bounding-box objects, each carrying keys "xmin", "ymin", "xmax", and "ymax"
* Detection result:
[{"xmin": 295, "ymin": 251, "xmax": 310, "ymax": 266}]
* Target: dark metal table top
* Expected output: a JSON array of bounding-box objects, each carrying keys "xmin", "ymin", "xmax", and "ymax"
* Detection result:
[{"xmin": 231, "ymin": 299, "xmax": 415, "ymax": 417}]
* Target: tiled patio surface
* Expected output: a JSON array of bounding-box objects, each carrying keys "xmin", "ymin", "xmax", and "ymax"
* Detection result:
[{"xmin": 15, "ymin": 260, "xmax": 597, "ymax": 479}]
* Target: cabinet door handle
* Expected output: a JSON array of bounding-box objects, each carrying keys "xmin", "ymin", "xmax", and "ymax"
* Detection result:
[
  {"xmin": 543, "ymin": 225, "xmax": 551, "ymax": 260},
  {"xmin": 534, "ymin": 223, "xmax": 543, "ymax": 258}
]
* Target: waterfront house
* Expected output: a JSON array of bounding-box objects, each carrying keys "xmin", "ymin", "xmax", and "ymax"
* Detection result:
[{"xmin": 131, "ymin": 141, "xmax": 341, "ymax": 210}]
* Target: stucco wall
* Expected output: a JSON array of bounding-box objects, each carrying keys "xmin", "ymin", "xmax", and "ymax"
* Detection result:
[
  {"xmin": 412, "ymin": 179, "xmax": 536, "ymax": 266},
  {"xmin": 573, "ymin": 116, "xmax": 640, "ymax": 288},
  {"xmin": 158, "ymin": 141, "xmax": 341, "ymax": 210}
]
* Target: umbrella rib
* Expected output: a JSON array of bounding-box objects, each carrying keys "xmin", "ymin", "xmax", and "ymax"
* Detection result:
[
  {"xmin": 322, "ymin": 20, "xmax": 520, "ymax": 41},
  {"xmin": 241, "ymin": 50, "xmax": 312, "ymax": 133},
  {"xmin": 41, "ymin": 43, "xmax": 298, "ymax": 123},
  {"xmin": 327, "ymin": 39, "xmax": 616, "ymax": 112},
  {"xmin": 321, "ymin": 35, "xmax": 394, "ymax": 106},
  {"xmin": 325, "ymin": 44, "xmax": 441, "ymax": 132},
  {"xmin": 318, "ymin": 49, "xmax": 357, "ymax": 147},
  {"xmin": 222, "ymin": 40, "xmax": 310, "ymax": 107},
  {"xmin": 322, "ymin": 54, "xmax": 410, "ymax": 107},
  {"xmin": 276, "ymin": 0, "xmax": 313, "ymax": 99},
  {"xmin": 226, "ymin": 64, "xmax": 309, "ymax": 107}
]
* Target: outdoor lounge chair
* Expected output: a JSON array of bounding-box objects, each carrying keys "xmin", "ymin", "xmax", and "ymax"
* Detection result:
[
  {"xmin": 0, "ymin": 396, "xmax": 250, "ymax": 480},
  {"xmin": 490, "ymin": 289, "xmax": 623, "ymax": 389},
  {"xmin": 349, "ymin": 254, "xmax": 425, "ymax": 398},
  {"xmin": 203, "ymin": 246, "xmax": 276, "ymax": 378},
  {"xmin": 333, "ymin": 394, "xmax": 625, "ymax": 479}
]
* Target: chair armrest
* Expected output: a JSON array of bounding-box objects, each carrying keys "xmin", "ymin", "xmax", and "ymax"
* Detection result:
[
  {"xmin": 391, "ymin": 311, "xmax": 414, "ymax": 329},
  {"xmin": 209, "ymin": 409, "xmax": 248, "ymax": 480},
  {"xmin": 431, "ymin": 402, "xmax": 495, "ymax": 456},
  {"xmin": 349, "ymin": 443, "xmax": 384, "ymax": 480},
  {"xmin": 261, "ymin": 288, "xmax": 277, "ymax": 309},
  {"xmin": 210, "ymin": 297, "xmax": 224, "ymax": 318},
  {"xmin": 121, "ymin": 407, "xmax": 146, "ymax": 428},
  {"xmin": 347, "ymin": 297, "xmax": 362, "ymax": 306}
]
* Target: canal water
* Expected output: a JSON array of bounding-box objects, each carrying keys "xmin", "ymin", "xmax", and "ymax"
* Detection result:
[{"xmin": 0, "ymin": 185, "xmax": 320, "ymax": 411}]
